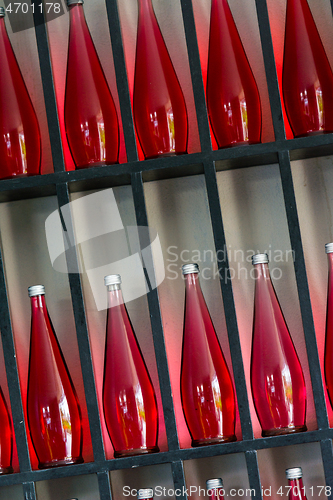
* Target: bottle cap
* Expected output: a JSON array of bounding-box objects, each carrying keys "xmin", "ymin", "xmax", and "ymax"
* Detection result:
[
  {"xmin": 67, "ymin": 0, "xmax": 83, "ymax": 5},
  {"xmin": 0, "ymin": 7, "xmax": 5, "ymax": 17},
  {"xmin": 285, "ymin": 467, "xmax": 302, "ymax": 480},
  {"xmin": 252, "ymin": 253, "xmax": 269, "ymax": 265},
  {"xmin": 28, "ymin": 285, "xmax": 45, "ymax": 297},
  {"xmin": 137, "ymin": 489, "xmax": 154, "ymax": 499},
  {"xmin": 206, "ymin": 479, "xmax": 223, "ymax": 490},
  {"xmin": 325, "ymin": 243, "xmax": 333, "ymax": 254},
  {"xmin": 104, "ymin": 274, "xmax": 121, "ymax": 286},
  {"xmin": 182, "ymin": 263, "xmax": 199, "ymax": 275}
]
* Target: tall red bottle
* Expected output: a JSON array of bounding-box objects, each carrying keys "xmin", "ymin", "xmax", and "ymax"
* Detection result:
[
  {"xmin": 206, "ymin": 479, "xmax": 224, "ymax": 500},
  {"xmin": 0, "ymin": 7, "xmax": 41, "ymax": 179},
  {"xmin": 285, "ymin": 468, "xmax": 307, "ymax": 500},
  {"xmin": 133, "ymin": 0, "xmax": 188, "ymax": 159},
  {"xmin": 324, "ymin": 243, "xmax": 333, "ymax": 409},
  {"xmin": 251, "ymin": 254, "xmax": 307, "ymax": 436},
  {"xmin": 103, "ymin": 275, "xmax": 159, "ymax": 457},
  {"xmin": 206, "ymin": 0, "xmax": 261, "ymax": 148},
  {"xmin": 27, "ymin": 285, "xmax": 83, "ymax": 469},
  {"xmin": 180, "ymin": 264, "xmax": 236, "ymax": 446},
  {"xmin": 0, "ymin": 385, "xmax": 13, "ymax": 474},
  {"xmin": 64, "ymin": 0, "xmax": 119, "ymax": 169},
  {"xmin": 282, "ymin": 0, "xmax": 333, "ymax": 137}
]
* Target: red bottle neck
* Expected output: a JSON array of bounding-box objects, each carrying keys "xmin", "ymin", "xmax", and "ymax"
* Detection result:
[
  {"xmin": 184, "ymin": 272, "xmax": 200, "ymax": 290},
  {"xmin": 253, "ymin": 262, "xmax": 271, "ymax": 281},
  {"xmin": 107, "ymin": 286, "xmax": 125, "ymax": 309},
  {"xmin": 69, "ymin": 3, "xmax": 87, "ymax": 31},
  {"xmin": 30, "ymin": 294, "xmax": 47, "ymax": 314}
]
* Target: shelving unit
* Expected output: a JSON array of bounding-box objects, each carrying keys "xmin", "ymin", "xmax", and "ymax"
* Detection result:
[{"xmin": 0, "ymin": 0, "xmax": 333, "ymax": 499}]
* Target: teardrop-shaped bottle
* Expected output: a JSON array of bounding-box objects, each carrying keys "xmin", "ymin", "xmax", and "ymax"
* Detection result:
[
  {"xmin": 27, "ymin": 285, "xmax": 83, "ymax": 469},
  {"xmin": 324, "ymin": 243, "xmax": 333, "ymax": 409},
  {"xmin": 285, "ymin": 468, "xmax": 307, "ymax": 500},
  {"xmin": 0, "ymin": 7, "xmax": 41, "ymax": 179},
  {"xmin": 206, "ymin": 479, "xmax": 224, "ymax": 500},
  {"xmin": 206, "ymin": 0, "xmax": 261, "ymax": 148},
  {"xmin": 103, "ymin": 275, "xmax": 159, "ymax": 457},
  {"xmin": 0, "ymin": 385, "xmax": 13, "ymax": 474},
  {"xmin": 64, "ymin": 0, "xmax": 119, "ymax": 169},
  {"xmin": 180, "ymin": 263, "xmax": 236, "ymax": 446},
  {"xmin": 250, "ymin": 254, "xmax": 307, "ymax": 436},
  {"xmin": 282, "ymin": 0, "xmax": 333, "ymax": 137},
  {"xmin": 133, "ymin": 0, "xmax": 188, "ymax": 159}
]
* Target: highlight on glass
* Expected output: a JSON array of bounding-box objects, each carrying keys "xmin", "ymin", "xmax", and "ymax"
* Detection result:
[
  {"xmin": 282, "ymin": 0, "xmax": 333, "ymax": 137},
  {"xmin": 133, "ymin": 0, "xmax": 188, "ymax": 159},
  {"xmin": 27, "ymin": 285, "xmax": 83, "ymax": 469},
  {"xmin": 64, "ymin": 0, "xmax": 119, "ymax": 169},
  {"xmin": 250, "ymin": 254, "xmax": 307, "ymax": 436},
  {"xmin": 206, "ymin": 0, "xmax": 262, "ymax": 148},
  {"xmin": 180, "ymin": 263, "xmax": 236, "ymax": 446},
  {"xmin": 103, "ymin": 274, "xmax": 159, "ymax": 457},
  {"xmin": 0, "ymin": 7, "xmax": 41, "ymax": 179}
]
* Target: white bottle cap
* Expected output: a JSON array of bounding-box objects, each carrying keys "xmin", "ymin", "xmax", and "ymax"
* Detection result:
[
  {"xmin": 286, "ymin": 467, "xmax": 302, "ymax": 479},
  {"xmin": 104, "ymin": 274, "xmax": 121, "ymax": 286},
  {"xmin": 252, "ymin": 253, "xmax": 269, "ymax": 265},
  {"xmin": 28, "ymin": 285, "xmax": 45, "ymax": 297},
  {"xmin": 206, "ymin": 479, "xmax": 223, "ymax": 489},
  {"xmin": 137, "ymin": 489, "xmax": 154, "ymax": 499},
  {"xmin": 325, "ymin": 243, "xmax": 333, "ymax": 254},
  {"xmin": 0, "ymin": 7, "xmax": 5, "ymax": 17},
  {"xmin": 182, "ymin": 263, "xmax": 199, "ymax": 275},
  {"xmin": 67, "ymin": 0, "xmax": 83, "ymax": 5}
]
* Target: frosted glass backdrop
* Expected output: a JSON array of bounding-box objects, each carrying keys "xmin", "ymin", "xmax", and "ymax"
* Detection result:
[
  {"xmin": 70, "ymin": 187, "xmax": 168, "ymax": 458},
  {"xmin": 292, "ymin": 156, "xmax": 333, "ymax": 427},
  {"xmin": 216, "ymin": 164, "xmax": 317, "ymax": 436},
  {"xmin": 144, "ymin": 175, "xmax": 242, "ymax": 448},
  {"xmin": 0, "ymin": 2, "xmax": 53, "ymax": 174},
  {"xmin": 0, "ymin": 197, "xmax": 93, "ymax": 469}
]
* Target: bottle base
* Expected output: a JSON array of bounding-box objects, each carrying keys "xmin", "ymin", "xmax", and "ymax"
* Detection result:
[
  {"xmin": 144, "ymin": 151, "xmax": 187, "ymax": 160},
  {"xmin": 0, "ymin": 466, "xmax": 13, "ymax": 474},
  {"xmin": 114, "ymin": 446, "xmax": 159, "ymax": 458},
  {"xmin": 262, "ymin": 425, "xmax": 307, "ymax": 437},
  {"xmin": 75, "ymin": 160, "xmax": 119, "ymax": 169},
  {"xmin": 191, "ymin": 435, "xmax": 237, "ymax": 447},
  {"xmin": 38, "ymin": 456, "xmax": 84, "ymax": 469}
]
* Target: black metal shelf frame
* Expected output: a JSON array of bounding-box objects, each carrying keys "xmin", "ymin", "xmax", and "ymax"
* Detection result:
[{"xmin": 0, "ymin": 0, "xmax": 331, "ymax": 499}]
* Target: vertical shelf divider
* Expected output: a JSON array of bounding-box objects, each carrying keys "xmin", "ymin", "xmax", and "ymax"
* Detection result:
[
  {"xmin": 55, "ymin": 183, "xmax": 109, "ymax": 470},
  {"xmin": 131, "ymin": 171, "xmax": 180, "ymax": 452},
  {"xmin": 203, "ymin": 159, "xmax": 254, "ymax": 442}
]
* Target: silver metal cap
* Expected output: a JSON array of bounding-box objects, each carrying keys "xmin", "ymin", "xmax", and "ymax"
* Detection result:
[
  {"xmin": 104, "ymin": 274, "xmax": 121, "ymax": 286},
  {"xmin": 326, "ymin": 243, "xmax": 333, "ymax": 254},
  {"xmin": 182, "ymin": 263, "xmax": 199, "ymax": 275},
  {"xmin": 67, "ymin": 0, "xmax": 83, "ymax": 5},
  {"xmin": 252, "ymin": 253, "xmax": 269, "ymax": 265},
  {"xmin": 286, "ymin": 467, "xmax": 302, "ymax": 480},
  {"xmin": 28, "ymin": 285, "xmax": 45, "ymax": 297},
  {"xmin": 0, "ymin": 7, "xmax": 5, "ymax": 17},
  {"xmin": 206, "ymin": 479, "xmax": 223, "ymax": 490},
  {"xmin": 137, "ymin": 489, "xmax": 153, "ymax": 499}
]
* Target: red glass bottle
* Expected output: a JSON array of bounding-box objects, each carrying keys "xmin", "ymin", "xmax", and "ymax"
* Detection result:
[
  {"xmin": 133, "ymin": 0, "xmax": 188, "ymax": 159},
  {"xmin": 27, "ymin": 285, "xmax": 83, "ymax": 469},
  {"xmin": 0, "ymin": 386, "xmax": 13, "ymax": 474},
  {"xmin": 103, "ymin": 275, "xmax": 159, "ymax": 457},
  {"xmin": 137, "ymin": 489, "xmax": 154, "ymax": 500},
  {"xmin": 0, "ymin": 7, "xmax": 41, "ymax": 179},
  {"xmin": 251, "ymin": 254, "xmax": 307, "ymax": 436},
  {"xmin": 285, "ymin": 467, "xmax": 307, "ymax": 500},
  {"xmin": 206, "ymin": 0, "xmax": 261, "ymax": 148},
  {"xmin": 206, "ymin": 479, "xmax": 224, "ymax": 500},
  {"xmin": 64, "ymin": 0, "xmax": 119, "ymax": 169},
  {"xmin": 282, "ymin": 0, "xmax": 333, "ymax": 137},
  {"xmin": 324, "ymin": 243, "xmax": 333, "ymax": 409},
  {"xmin": 180, "ymin": 264, "xmax": 236, "ymax": 446}
]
